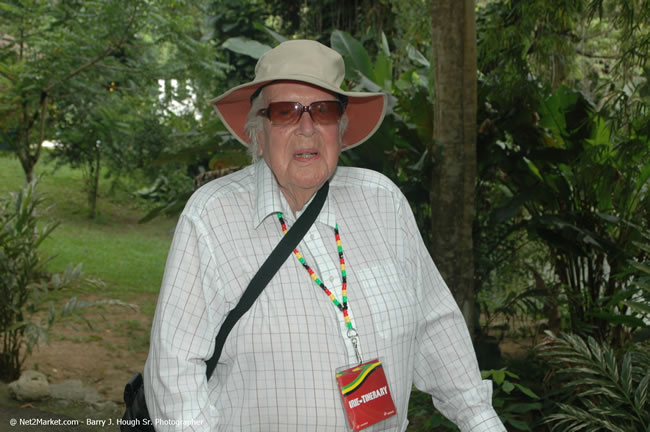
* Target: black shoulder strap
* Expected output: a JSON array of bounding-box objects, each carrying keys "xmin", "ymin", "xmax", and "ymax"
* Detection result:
[{"xmin": 205, "ymin": 181, "xmax": 329, "ymax": 379}]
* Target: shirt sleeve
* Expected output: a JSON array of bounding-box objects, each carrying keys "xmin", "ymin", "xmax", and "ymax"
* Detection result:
[
  {"xmin": 144, "ymin": 213, "xmax": 226, "ymax": 431},
  {"xmin": 397, "ymin": 196, "xmax": 506, "ymax": 432}
]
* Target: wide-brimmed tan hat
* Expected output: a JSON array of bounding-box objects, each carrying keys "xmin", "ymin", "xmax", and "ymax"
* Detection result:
[{"xmin": 210, "ymin": 39, "xmax": 387, "ymax": 150}]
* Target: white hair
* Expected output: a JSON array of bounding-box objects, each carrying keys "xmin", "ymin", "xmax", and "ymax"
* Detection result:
[
  {"xmin": 243, "ymin": 93, "xmax": 267, "ymax": 162},
  {"xmin": 243, "ymin": 87, "xmax": 349, "ymax": 162}
]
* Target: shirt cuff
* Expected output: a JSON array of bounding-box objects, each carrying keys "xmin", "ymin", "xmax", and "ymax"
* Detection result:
[
  {"xmin": 435, "ymin": 379, "xmax": 506, "ymax": 432},
  {"xmin": 458, "ymin": 408, "xmax": 506, "ymax": 432}
]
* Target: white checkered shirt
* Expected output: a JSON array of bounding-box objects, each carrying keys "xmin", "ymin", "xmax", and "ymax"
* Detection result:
[{"xmin": 144, "ymin": 160, "xmax": 505, "ymax": 431}]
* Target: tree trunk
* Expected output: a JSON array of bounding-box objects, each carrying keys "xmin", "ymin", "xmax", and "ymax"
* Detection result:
[
  {"xmin": 430, "ymin": 0, "xmax": 478, "ymax": 337},
  {"xmin": 88, "ymin": 144, "xmax": 101, "ymax": 219},
  {"xmin": 15, "ymin": 98, "xmax": 37, "ymax": 183},
  {"xmin": 17, "ymin": 150, "xmax": 36, "ymax": 184}
]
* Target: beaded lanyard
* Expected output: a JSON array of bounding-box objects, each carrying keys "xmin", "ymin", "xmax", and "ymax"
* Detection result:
[{"xmin": 277, "ymin": 212, "xmax": 362, "ymax": 363}]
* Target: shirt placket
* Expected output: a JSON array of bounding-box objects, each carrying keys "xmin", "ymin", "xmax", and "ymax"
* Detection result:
[{"xmin": 301, "ymin": 222, "xmax": 362, "ymax": 366}]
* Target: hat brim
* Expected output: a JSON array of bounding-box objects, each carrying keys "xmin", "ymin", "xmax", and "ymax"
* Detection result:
[{"xmin": 210, "ymin": 74, "xmax": 387, "ymax": 151}]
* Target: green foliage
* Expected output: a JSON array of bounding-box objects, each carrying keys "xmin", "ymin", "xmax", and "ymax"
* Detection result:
[
  {"xmin": 477, "ymin": 0, "xmax": 586, "ymax": 90},
  {"xmin": 1, "ymin": 0, "xmax": 226, "ymax": 187},
  {"xmin": 476, "ymin": 0, "xmax": 650, "ymax": 93},
  {"xmin": 0, "ymin": 0, "xmax": 150, "ymax": 180},
  {"xmin": 482, "ymin": 369, "xmax": 542, "ymax": 431},
  {"xmin": 474, "ymin": 0, "xmax": 650, "ymax": 351},
  {"xmin": 263, "ymin": 0, "xmax": 397, "ymax": 47},
  {"xmin": 592, "ymin": 239, "xmax": 650, "ymax": 342},
  {"xmin": 542, "ymin": 332, "xmax": 650, "ymax": 432},
  {"xmin": 209, "ymin": 0, "xmax": 272, "ymax": 91},
  {"xmin": 51, "ymin": 90, "xmax": 189, "ymax": 218},
  {"xmin": 626, "ymin": 241, "xmax": 650, "ymax": 331},
  {"xmin": 0, "ymin": 180, "xmax": 82, "ymax": 380},
  {"xmin": 587, "ymin": 0, "xmax": 650, "ymax": 78},
  {"xmin": 478, "ymin": 77, "xmax": 650, "ymax": 344}
]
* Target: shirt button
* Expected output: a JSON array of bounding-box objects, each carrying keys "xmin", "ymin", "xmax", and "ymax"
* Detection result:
[{"xmin": 310, "ymin": 234, "xmax": 316, "ymax": 240}]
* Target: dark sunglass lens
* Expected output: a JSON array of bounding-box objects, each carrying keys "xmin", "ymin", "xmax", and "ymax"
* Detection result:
[
  {"xmin": 268, "ymin": 102, "xmax": 300, "ymax": 124},
  {"xmin": 311, "ymin": 101, "xmax": 342, "ymax": 124}
]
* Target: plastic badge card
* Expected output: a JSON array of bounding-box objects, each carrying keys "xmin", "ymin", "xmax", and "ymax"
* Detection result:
[{"xmin": 335, "ymin": 359, "xmax": 397, "ymax": 430}]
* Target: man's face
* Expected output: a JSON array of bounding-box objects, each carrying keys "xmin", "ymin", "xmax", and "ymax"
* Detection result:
[{"xmin": 257, "ymin": 82, "xmax": 342, "ymax": 201}]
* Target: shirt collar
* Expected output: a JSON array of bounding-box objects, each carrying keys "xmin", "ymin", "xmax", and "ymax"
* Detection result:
[{"xmin": 253, "ymin": 159, "xmax": 336, "ymax": 229}]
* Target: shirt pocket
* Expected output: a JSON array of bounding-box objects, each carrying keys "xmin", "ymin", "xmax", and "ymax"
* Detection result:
[{"xmin": 356, "ymin": 263, "xmax": 418, "ymax": 341}]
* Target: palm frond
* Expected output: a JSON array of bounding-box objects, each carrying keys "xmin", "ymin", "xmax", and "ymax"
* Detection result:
[{"xmin": 542, "ymin": 332, "xmax": 650, "ymax": 431}]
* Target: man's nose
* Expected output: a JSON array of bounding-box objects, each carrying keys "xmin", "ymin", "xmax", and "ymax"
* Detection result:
[{"xmin": 297, "ymin": 109, "xmax": 316, "ymax": 135}]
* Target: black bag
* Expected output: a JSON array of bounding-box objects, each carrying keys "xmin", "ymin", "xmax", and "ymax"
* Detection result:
[
  {"xmin": 120, "ymin": 183, "xmax": 329, "ymax": 432},
  {"xmin": 121, "ymin": 373, "xmax": 154, "ymax": 431}
]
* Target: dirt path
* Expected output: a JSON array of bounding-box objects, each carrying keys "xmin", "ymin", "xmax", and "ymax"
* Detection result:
[
  {"xmin": 22, "ymin": 294, "xmax": 157, "ymax": 404},
  {"xmin": 0, "ymin": 295, "xmax": 158, "ymax": 429}
]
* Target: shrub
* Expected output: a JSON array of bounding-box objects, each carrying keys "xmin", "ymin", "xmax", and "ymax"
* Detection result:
[
  {"xmin": 0, "ymin": 180, "xmax": 81, "ymax": 381},
  {"xmin": 481, "ymin": 368, "xmax": 542, "ymax": 431},
  {"xmin": 542, "ymin": 332, "xmax": 650, "ymax": 432}
]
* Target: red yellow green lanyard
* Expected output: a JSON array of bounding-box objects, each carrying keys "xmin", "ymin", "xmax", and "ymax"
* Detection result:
[
  {"xmin": 277, "ymin": 212, "xmax": 354, "ymax": 330},
  {"xmin": 277, "ymin": 212, "xmax": 363, "ymax": 363}
]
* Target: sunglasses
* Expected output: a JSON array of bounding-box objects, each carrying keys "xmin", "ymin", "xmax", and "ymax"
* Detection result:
[{"xmin": 258, "ymin": 100, "xmax": 345, "ymax": 125}]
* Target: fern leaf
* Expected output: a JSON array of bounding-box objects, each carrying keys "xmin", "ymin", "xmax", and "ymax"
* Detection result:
[
  {"xmin": 603, "ymin": 346, "xmax": 619, "ymax": 382},
  {"xmin": 587, "ymin": 336, "xmax": 605, "ymax": 365},
  {"xmin": 579, "ymin": 386, "xmax": 626, "ymax": 401},
  {"xmin": 634, "ymin": 374, "xmax": 649, "ymax": 418},
  {"xmin": 621, "ymin": 352, "xmax": 633, "ymax": 395}
]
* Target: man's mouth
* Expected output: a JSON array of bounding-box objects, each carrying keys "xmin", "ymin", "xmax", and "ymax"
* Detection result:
[{"xmin": 295, "ymin": 152, "xmax": 318, "ymax": 159}]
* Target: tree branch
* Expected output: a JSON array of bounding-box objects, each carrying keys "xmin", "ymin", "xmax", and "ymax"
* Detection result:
[
  {"xmin": 57, "ymin": 55, "xmax": 138, "ymax": 74},
  {"xmin": 574, "ymin": 47, "xmax": 619, "ymax": 60},
  {"xmin": 43, "ymin": 2, "xmax": 140, "ymax": 94}
]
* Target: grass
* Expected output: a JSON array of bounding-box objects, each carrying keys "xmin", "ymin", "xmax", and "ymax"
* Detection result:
[{"xmin": 0, "ymin": 151, "xmax": 177, "ymax": 313}]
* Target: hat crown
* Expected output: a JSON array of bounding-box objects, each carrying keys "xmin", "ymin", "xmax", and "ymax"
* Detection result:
[{"xmin": 254, "ymin": 40, "xmax": 345, "ymax": 88}]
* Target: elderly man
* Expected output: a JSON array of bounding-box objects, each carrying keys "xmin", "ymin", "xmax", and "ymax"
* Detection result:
[{"xmin": 144, "ymin": 40, "xmax": 505, "ymax": 431}]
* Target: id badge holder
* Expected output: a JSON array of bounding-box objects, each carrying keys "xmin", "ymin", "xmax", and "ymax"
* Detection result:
[{"xmin": 335, "ymin": 358, "xmax": 397, "ymax": 431}]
